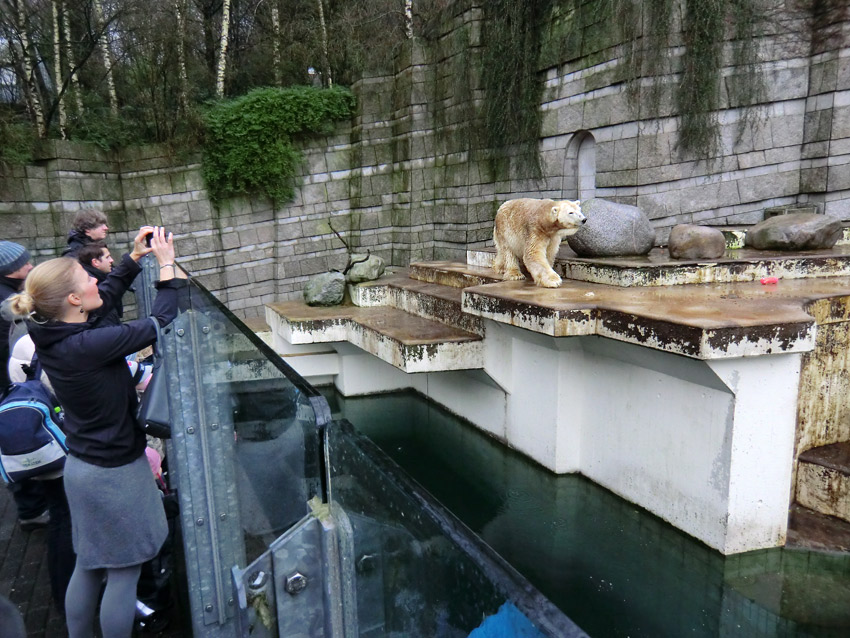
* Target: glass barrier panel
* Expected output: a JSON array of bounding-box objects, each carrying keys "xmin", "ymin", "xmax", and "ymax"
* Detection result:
[
  {"xmin": 325, "ymin": 420, "xmax": 587, "ymax": 638},
  {"xmin": 178, "ymin": 280, "xmax": 328, "ymax": 562}
]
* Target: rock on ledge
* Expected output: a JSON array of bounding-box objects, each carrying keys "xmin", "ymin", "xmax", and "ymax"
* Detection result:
[
  {"xmin": 746, "ymin": 213, "xmax": 842, "ymax": 251},
  {"xmin": 567, "ymin": 198, "xmax": 656, "ymax": 257},
  {"xmin": 668, "ymin": 224, "xmax": 726, "ymax": 260}
]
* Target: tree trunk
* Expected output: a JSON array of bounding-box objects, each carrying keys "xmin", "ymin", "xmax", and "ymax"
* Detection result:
[
  {"xmin": 271, "ymin": 2, "xmax": 281, "ymax": 87},
  {"xmin": 62, "ymin": 0, "xmax": 83, "ymax": 116},
  {"xmin": 215, "ymin": 0, "xmax": 231, "ymax": 97},
  {"xmin": 176, "ymin": 0, "xmax": 190, "ymax": 112},
  {"xmin": 405, "ymin": 0, "xmax": 413, "ymax": 38},
  {"xmin": 51, "ymin": 0, "xmax": 67, "ymax": 137},
  {"xmin": 92, "ymin": 0, "xmax": 118, "ymax": 116},
  {"xmin": 317, "ymin": 0, "xmax": 332, "ymax": 86},
  {"xmin": 13, "ymin": 0, "xmax": 47, "ymax": 136}
]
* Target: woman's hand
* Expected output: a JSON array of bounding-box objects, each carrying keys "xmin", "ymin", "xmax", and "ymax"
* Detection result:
[
  {"xmin": 149, "ymin": 226, "xmax": 187, "ymax": 280},
  {"xmin": 129, "ymin": 226, "xmax": 155, "ymax": 261}
]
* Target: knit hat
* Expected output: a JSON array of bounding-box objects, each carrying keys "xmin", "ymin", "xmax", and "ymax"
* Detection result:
[{"xmin": 0, "ymin": 241, "xmax": 30, "ymax": 277}]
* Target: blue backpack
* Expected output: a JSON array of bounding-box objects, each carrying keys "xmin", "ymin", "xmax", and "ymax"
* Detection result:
[{"xmin": 0, "ymin": 357, "xmax": 67, "ymax": 483}]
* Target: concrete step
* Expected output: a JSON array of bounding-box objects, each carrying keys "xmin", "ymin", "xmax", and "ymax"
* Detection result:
[
  {"xmin": 351, "ymin": 270, "xmax": 484, "ymax": 336},
  {"xmin": 409, "ymin": 261, "xmax": 501, "ymax": 289},
  {"xmin": 786, "ymin": 503, "xmax": 850, "ymax": 553},
  {"xmin": 796, "ymin": 442, "xmax": 850, "ymax": 524},
  {"xmin": 265, "ymin": 301, "xmax": 483, "ymax": 374}
]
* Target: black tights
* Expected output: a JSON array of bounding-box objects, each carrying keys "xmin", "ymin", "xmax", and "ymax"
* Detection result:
[{"xmin": 65, "ymin": 563, "xmax": 141, "ymax": 638}]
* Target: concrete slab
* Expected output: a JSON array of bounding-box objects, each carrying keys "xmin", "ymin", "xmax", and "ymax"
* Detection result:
[
  {"xmin": 461, "ymin": 275, "xmax": 850, "ymax": 358},
  {"xmin": 468, "ymin": 244, "xmax": 850, "ymax": 287},
  {"xmin": 265, "ymin": 301, "xmax": 483, "ymax": 373},
  {"xmin": 351, "ymin": 270, "xmax": 484, "ymax": 335}
]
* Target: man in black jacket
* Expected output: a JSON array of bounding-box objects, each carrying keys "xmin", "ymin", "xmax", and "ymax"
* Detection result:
[
  {"xmin": 78, "ymin": 241, "xmax": 123, "ymax": 327},
  {"xmin": 62, "ymin": 208, "xmax": 110, "ymax": 258},
  {"xmin": 0, "ymin": 240, "xmax": 47, "ymax": 531}
]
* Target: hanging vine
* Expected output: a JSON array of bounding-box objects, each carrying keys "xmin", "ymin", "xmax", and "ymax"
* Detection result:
[
  {"xmin": 479, "ymin": 0, "xmax": 555, "ymax": 175},
  {"xmin": 469, "ymin": 0, "xmax": 771, "ymax": 164}
]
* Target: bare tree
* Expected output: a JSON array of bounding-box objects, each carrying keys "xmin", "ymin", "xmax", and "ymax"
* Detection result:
[
  {"xmin": 61, "ymin": 0, "xmax": 82, "ymax": 116},
  {"xmin": 3, "ymin": 0, "xmax": 47, "ymax": 136},
  {"xmin": 92, "ymin": 0, "xmax": 118, "ymax": 115},
  {"xmin": 214, "ymin": 0, "xmax": 230, "ymax": 96},
  {"xmin": 175, "ymin": 0, "xmax": 189, "ymax": 112},
  {"xmin": 317, "ymin": 0, "xmax": 331, "ymax": 86},
  {"xmin": 51, "ymin": 0, "xmax": 66, "ymax": 137},
  {"xmin": 271, "ymin": 0, "xmax": 280, "ymax": 86}
]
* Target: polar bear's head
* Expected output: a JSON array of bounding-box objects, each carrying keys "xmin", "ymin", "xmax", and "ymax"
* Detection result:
[{"xmin": 551, "ymin": 200, "xmax": 585, "ymax": 234}]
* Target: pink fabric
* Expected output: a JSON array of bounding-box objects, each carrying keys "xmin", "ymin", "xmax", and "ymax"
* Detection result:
[{"xmin": 145, "ymin": 447, "xmax": 162, "ymax": 478}]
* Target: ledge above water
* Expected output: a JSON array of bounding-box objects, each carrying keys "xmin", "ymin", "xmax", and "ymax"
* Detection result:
[{"xmin": 468, "ymin": 243, "xmax": 850, "ymax": 288}]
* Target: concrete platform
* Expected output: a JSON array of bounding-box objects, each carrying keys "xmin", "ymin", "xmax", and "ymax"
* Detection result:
[
  {"xmin": 265, "ymin": 301, "xmax": 483, "ymax": 373},
  {"xmin": 461, "ymin": 272, "xmax": 850, "ymax": 359},
  {"xmin": 468, "ymin": 244, "xmax": 850, "ymax": 287}
]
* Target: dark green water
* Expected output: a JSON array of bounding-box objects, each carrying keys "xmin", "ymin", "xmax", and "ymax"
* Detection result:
[{"xmin": 322, "ymin": 388, "xmax": 850, "ymax": 638}]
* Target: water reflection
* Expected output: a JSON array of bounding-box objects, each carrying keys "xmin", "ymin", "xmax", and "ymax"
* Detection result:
[{"xmin": 324, "ymin": 388, "xmax": 850, "ymax": 638}]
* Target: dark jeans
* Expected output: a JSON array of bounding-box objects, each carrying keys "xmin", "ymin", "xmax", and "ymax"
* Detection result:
[
  {"xmin": 41, "ymin": 477, "xmax": 75, "ymax": 613},
  {"xmin": 7, "ymin": 479, "xmax": 47, "ymax": 520}
]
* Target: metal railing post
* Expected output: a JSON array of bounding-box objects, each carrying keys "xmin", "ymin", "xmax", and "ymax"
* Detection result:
[
  {"xmin": 162, "ymin": 308, "xmax": 246, "ymax": 636},
  {"xmin": 135, "ymin": 259, "xmax": 246, "ymax": 636}
]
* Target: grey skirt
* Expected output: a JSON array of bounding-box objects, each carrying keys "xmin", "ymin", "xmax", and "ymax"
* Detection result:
[{"xmin": 64, "ymin": 452, "xmax": 168, "ymax": 569}]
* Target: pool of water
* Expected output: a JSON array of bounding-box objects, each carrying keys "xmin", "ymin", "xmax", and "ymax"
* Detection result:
[{"xmin": 321, "ymin": 388, "xmax": 850, "ymax": 638}]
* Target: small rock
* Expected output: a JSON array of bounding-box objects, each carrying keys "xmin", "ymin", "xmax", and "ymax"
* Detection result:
[
  {"xmin": 745, "ymin": 213, "xmax": 841, "ymax": 250},
  {"xmin": 346, "ymin": 254, "xmax": 385, "ymax": 283},
  {"xmin": 668, "ymin": 224, "xmax": 726, "ymax": 260},
  {"xmin": 567, "ymin": 198, "xmax": 656, "ymax": 257},
  {"xmin": 304, "ymin": 271, "xmax": 345, "ymax": 306}
]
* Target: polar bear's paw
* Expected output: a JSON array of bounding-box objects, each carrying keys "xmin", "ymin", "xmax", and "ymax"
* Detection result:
[
  {"xmin": 536, "ymin": 272, "xmax": 562, "ymax": 288},
  {"xmin": 502, "ymin": 269, "xmax": 526, "ymax": 281}
]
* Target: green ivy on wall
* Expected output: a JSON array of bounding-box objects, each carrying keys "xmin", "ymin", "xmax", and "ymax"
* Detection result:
[
  {"xmin": 477, "ymin": 0, "xmax": 768, "ymax": 164},
  {"xmin": 202, "ymin": 86, "xmax": 356, "ymax": 203},
  {"xmin": 480, "ymin": 0, "xmax": 555, "ymax": 175}
]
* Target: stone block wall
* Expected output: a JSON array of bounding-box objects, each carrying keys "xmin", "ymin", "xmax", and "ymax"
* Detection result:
[{"xmin": 1, "ymin": 1, "xmax": 849, "ymax": 317}]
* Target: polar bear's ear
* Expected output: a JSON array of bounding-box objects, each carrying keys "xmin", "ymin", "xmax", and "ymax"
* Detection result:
[
  {"xmin": 550, "ymin": 205, "xmax": 561, "ymax": 219},
  {"xmin": 572, "ymin": 200, "xmax": 581, "ymax": 207}
]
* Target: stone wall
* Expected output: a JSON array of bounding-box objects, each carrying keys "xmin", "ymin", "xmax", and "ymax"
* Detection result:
[{"xmin": 1, "ymin": 1, "xmax": 849, "ymax": 317}]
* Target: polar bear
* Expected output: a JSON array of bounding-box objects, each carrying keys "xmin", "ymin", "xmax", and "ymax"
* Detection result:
[{"xmin": 492, "ymin": 198, "xmax": 585, "ymax": 288}]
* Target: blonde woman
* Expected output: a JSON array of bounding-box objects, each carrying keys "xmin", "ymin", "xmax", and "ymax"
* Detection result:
[{"xmin": 9, "ymin": 226, "xmax": 186, "ymax": 638}]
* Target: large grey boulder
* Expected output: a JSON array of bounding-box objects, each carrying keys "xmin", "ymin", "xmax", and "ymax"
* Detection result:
[
  {"xmin": 746, "ymin": 213, "xmax": 842, "ymax": 250},
  {"xmin": 304, "ymin": 271, "xmax": 345, "ymax": 306},
  {"xmin": 346, "ymin": 253, "xmax": 385, "ymax": 283},
  {"xmin": 668, "ymin": 224, "xmax": 726, "ymax": 260},
  {"xmin": 567, "ymin": 198, "xmax": 656, "ymax": 257}
]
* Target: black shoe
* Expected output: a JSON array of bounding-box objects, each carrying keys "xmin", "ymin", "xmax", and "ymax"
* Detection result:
[
  {"xmin": 135, "ymin": 600, "xmax": 171, "ymax": 633},
  {"xmin": 135, "ymin": 610, "xmax": 170, "ymax": 633},
  {"xmin": 19, "ymin": 510, "xmax": 49, "ymax": 531}
]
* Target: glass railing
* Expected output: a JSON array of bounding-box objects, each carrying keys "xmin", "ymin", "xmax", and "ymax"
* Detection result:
[
  {"xmin": 136, "ymin": 256, "xmax": 586, "ymax": 637},
  {"xmin": 325, "ymin": 420, "xmax": 587, "ymax": 638},
  {"xmin": 136, "ymin": 256, "xmax": 329, "ymax": 633}
]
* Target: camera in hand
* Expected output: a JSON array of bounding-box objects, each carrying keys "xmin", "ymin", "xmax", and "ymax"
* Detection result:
[{"xmin": 144, "ymin": 232, "xmax": 153, "ymax": 247}]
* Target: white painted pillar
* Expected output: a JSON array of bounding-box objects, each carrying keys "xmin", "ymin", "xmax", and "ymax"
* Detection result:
[{"xmin": 707, "ymin": 354, "xmax": 801, "ymax": 554}]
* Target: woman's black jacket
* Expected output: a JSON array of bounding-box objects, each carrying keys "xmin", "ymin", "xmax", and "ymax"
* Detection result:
[{"xmin": 28, "ymin": 255, "xmax": 187, "ymax": 467}]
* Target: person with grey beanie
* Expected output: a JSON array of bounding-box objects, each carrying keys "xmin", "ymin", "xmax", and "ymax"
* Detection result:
[
  {"xmin": 0, "ymin": 240, "xmax": 33, "ymax": 390},
  {"xmin": 0, "ymin": 241, "xmax": 49, "ymax": 539}
]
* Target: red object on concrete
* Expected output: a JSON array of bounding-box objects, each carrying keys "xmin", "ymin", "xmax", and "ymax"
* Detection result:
[{"xmin": 760, "ymin": 277, "xmax": 779, "ymax": 285}]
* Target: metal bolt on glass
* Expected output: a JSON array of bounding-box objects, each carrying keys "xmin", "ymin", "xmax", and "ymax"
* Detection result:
[{"xmin": 285, "ymin": 572, "xmax": 308, "ymax": 596}]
